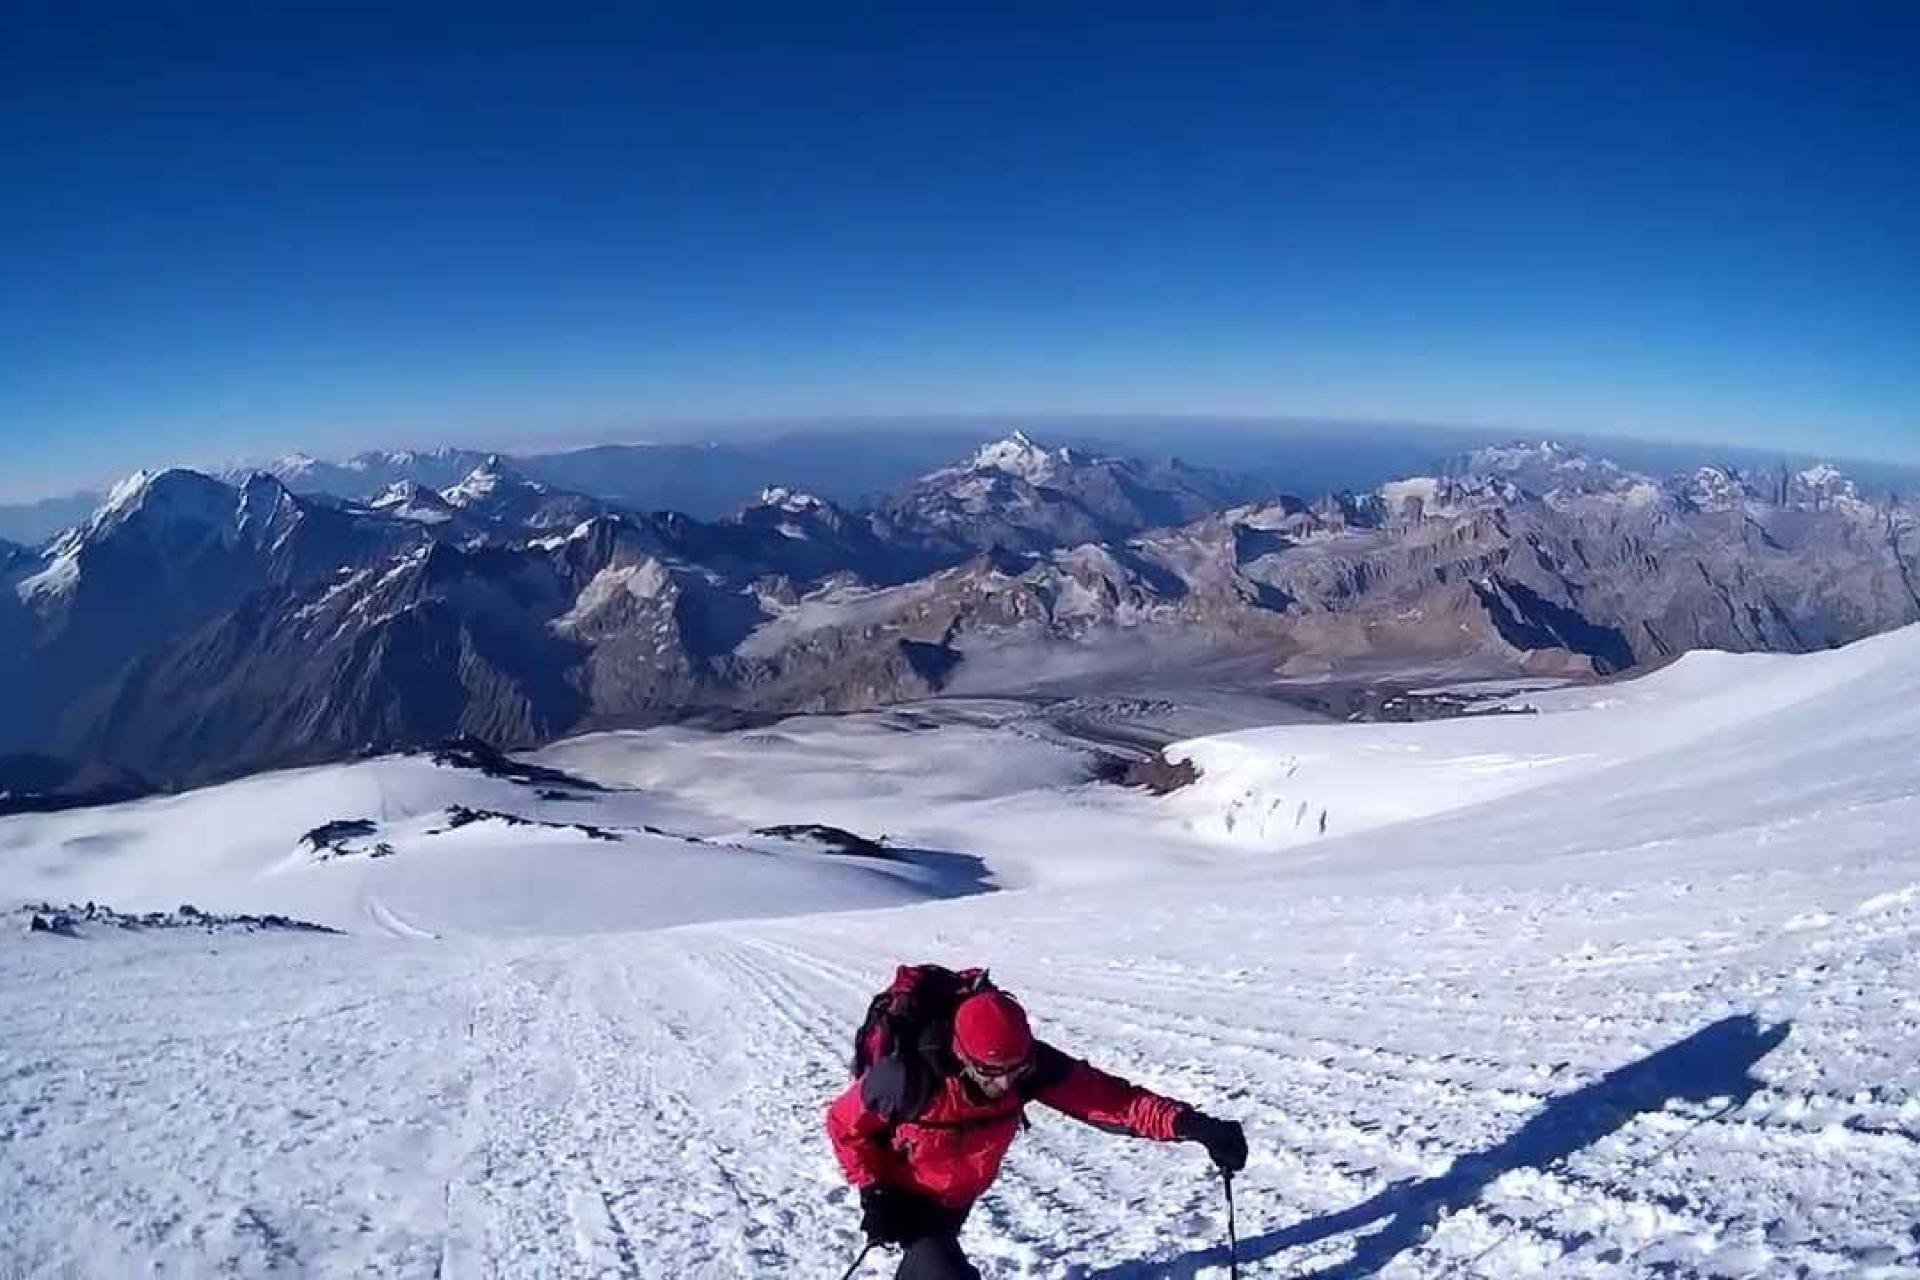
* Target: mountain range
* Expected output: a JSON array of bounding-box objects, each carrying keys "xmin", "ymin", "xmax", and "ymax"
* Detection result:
[
  {"xmin": 5, "ymin": 432, "xmax": 1918, "ymax": 793},
  {"xmin": 15, "ymin": 419, "xmax": 1917, "ymax": 548}
]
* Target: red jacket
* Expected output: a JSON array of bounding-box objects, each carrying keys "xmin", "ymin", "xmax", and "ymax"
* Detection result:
[{"xmin": 826, "ymin": 1041, "xmax": 1189, "ymax": 1208}]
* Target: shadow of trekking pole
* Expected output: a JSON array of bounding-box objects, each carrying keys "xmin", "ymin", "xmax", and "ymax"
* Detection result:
[{"xmin": 1081, "ymin": 1014, "xmax": 1791, "ymax": 1279}]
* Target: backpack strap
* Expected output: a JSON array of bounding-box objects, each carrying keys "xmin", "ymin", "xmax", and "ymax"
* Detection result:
[{"xmin": 860, "ymin": 1054, "xmax": 935, "ymax": 1124}]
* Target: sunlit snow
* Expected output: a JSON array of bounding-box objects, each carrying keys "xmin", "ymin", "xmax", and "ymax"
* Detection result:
[{"xmin": 5, "ymin": 628, "xmax": 1920, "ymax": 1275}]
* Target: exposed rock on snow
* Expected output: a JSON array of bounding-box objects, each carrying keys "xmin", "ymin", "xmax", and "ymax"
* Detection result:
[
  {"xmin": 431, "ymin": 805, "xmax": 623, "ymax": 842},
  {"xmin": 429, "ymin": 737, "xmax": 606, "ymax": 791},
  {"xmin": 296, "ymin": 818, "xmax": 390, "ymax": 862},
  {"xmin": 1086, "ymin": 750, "xmax": 1201, "ymax": 794},
  {"xmin": 749, "ymin": 823, "xmax": 892, "ymax": 858},
  {"xmin": 14, "ymin": 900, "xmax": 336, "ymax": 937}
]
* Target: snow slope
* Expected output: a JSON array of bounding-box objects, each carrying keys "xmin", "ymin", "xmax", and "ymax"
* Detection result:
[
  {"xmin": 1165, "ymin": 639, "xmax": 1903, "ymax": 852},
  {"xmin": 533, "ymin": 702, "xmax": 1202, "ymax": 890},
  {"xmin": 5, "ymin": 630, "xmax": 1920, "ymax": 1275},
  {"xmin": 0, "ymin": 753, "xmax": 983, "ymax": 937}
]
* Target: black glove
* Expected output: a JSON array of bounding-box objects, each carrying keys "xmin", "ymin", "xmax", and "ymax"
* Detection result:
[
  {"xmin": 859, "ymin": 1187, "xmax": 926, "ymax": 1245},
  {"xmin": 1175, "ymin": 1109, "xmax": 1248, "ymax": 1174}
]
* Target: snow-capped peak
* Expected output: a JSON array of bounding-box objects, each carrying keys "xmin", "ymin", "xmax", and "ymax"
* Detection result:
[
  {"xmin": 371, "ymin": 481, "xmax": 456, "ymax": 525},
  {"xmin": 345, "ymin": 447, "xmax": 463, "ymax": 472},
  {"xmin": 1796, "ymin": 463, "xmax": 1854, "ymax": 494},
  {"xmin": 1461, "ymin": 440, "xmax": 1597, "ymax": 477},
  {"xmin": 1454, "ymin": 440, "xmax": 1651, "ymax": 501},
  {"xmin": 967, "ymin": 431, "xmax": 1063, "ymax": 483},
  {"xmin": 1786, "ymin": 462, "xmax": 1864, "ymax": 513},
  {"xmin": 1379, "ymin": 471, "xmax": 1519, "ymax": 517},
  {"xmin": 92, "ymin": 468, "xmax": 237, "ymax": 532},
  {"xmin": 757, "ymin": 486, "xmax": 827, "ymax": 514},
  {"xmin": 16, "ymin": 468, "xmax": 249, "ymax": 607},
  {"xmin": 101, "ymin": 468, "xmax": 161, "ymax": 517},
  {"xmin": 441, "ymin": 456, "xmax": 533, "ymax": 508},
  {"xmin": 1681, "ymin": 466, "xmax": 1749, "ymax": 511},
  {"xmin": 1379, "ymin": 475, "xmax": 1447, "ymax": 511},
  {"xmin": 374, "ymin": 480, "xmax": 435, "ymax": 503},
  {"xmin": 268, "ymin": 452, "xmax": 321, "ymax": 479},
  {"xmin": 1481, "ymin": 439, "xmax": 1575, "ymax": 462}
]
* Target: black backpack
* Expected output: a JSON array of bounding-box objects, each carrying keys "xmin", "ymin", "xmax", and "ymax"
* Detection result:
[{"xmin": 850, "ymin": 963, "xmax": 995, "ymax": 1123}]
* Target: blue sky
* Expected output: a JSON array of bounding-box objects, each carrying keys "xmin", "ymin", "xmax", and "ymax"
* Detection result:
[{"xmin": 3, "ymin": 4, "xmax": 1916, "ymax": 499}]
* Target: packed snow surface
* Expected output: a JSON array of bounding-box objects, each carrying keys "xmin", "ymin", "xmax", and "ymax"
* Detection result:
[{"xmin": 6, "ymin": 629, "xmax": 1920, "ymax": 1275}]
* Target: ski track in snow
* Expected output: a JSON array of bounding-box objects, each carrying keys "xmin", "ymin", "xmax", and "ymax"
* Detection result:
[
  {"xmin": 7, "ymin": 871, "xmax": 1915, "ymax": 1277},
  {"xmin": 8, "ymin": 631, "xmax": 1920, "ymax": 1275}
]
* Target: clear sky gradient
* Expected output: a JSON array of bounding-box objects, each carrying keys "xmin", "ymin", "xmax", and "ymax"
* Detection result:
[{"xmin": 3, "ymin": 3, "xmax": 1916, "ymax": 499}]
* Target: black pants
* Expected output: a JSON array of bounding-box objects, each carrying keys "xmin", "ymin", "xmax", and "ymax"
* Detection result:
[{"xmin": 894, "ymin": 1201, "xmax": 978, "ymax": 1280}]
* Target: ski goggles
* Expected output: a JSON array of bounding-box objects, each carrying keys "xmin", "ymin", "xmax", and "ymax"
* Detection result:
[{"xmin": 959, "ymin": 1052, "xmax": 1033, "ymax": 1083}]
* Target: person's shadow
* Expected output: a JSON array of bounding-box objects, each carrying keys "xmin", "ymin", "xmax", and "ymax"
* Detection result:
[{"xmin": 1083, "ymin": 1014, "xmax": 1791, "ymax": 1279}]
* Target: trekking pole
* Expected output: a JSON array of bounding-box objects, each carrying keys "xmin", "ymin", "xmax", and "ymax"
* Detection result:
[
  {"xmin": 838, "ymin": 1241, "xmax": 875, "ymax": 1280},
  {"xmin": 1221, "ymin": 1168, "xmax": 1241, "ymax": 1279}
]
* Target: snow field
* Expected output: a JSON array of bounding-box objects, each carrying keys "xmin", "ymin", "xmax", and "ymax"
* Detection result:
[
  {"xmin": 0, "ymin": 751, "xmax": 986, "ymax": 938},
  {"xmin": 5, "ymin": 627, "xmax": 1920, "ymax": 1274}
]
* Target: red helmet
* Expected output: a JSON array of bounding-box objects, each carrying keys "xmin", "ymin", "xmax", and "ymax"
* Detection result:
[{"xmin": 952, "ymin": 991, "xmax": 1034, "ymax": 1068}]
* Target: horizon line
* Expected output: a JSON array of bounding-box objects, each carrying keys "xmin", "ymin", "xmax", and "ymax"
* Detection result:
[{"xmin": 6, "ymin": 412, "xmax": 1919, "ymax": 508}]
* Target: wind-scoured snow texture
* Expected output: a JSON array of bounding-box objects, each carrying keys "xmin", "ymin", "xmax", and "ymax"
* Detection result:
[{"xmin": 6, "ymin": 630, "xmax": 1920, "ymax": 1274}]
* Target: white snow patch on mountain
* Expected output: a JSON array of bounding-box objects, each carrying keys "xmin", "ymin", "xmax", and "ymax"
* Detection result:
[
  {"xmin": 553, "ymin": 559, "xmax": 675, "ymax": 629},
  {"xmin": 735, "ymin": 579, "xmax": 942, "ymax": 659},
  {"xmin": 1619, "ymin": 479, "xmax": 1663, "ymax": 507},
  {"xmin": 1685, "ymin": 466, "xmax": 1748, "ymax": 510},
  {"xmin": 292, "ymin": 566, "xmax": 377, "ymax": 626},
  {"xmin": 13, "ymin": 548, "xmax": 79, "ymax": 604},
  {"xmin": 1379, "ymin": 475, "xmax": 1441, "ymax": 506}
]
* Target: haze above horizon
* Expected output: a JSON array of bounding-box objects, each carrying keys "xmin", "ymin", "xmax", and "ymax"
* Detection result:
[{"xmin": 5, "ymin": 6, "xmax": 1916, "ymax": 500}]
